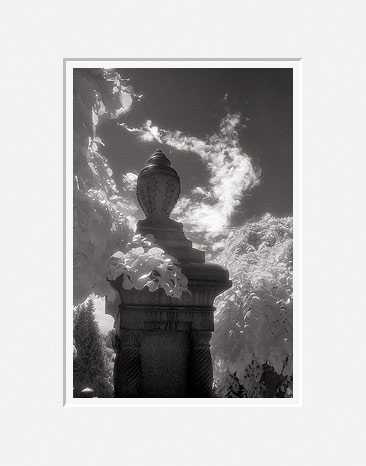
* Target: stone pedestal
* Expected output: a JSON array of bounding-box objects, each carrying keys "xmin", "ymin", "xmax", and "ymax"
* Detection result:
[
  {"xmin": 111, "ymin": 262, "xmax": 230, "ymax": 397},
  {"xmin": 110, "ymin": 150, "xmax": 231, "ymax": 397}
]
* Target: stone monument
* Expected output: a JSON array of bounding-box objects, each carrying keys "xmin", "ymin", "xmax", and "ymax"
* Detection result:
[{"xmin": 109, "ymin": 149, "xmax": 231, "ymax": 397}]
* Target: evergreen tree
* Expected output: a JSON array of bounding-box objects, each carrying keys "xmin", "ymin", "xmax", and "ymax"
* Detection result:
[{"xmin": 73, "ymin": 298, "xmax": 113, "ymax": 397}]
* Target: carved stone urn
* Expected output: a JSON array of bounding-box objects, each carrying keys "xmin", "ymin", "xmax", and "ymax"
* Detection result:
[
  {"xmin": 137, "ymin": 149, "xmax": 180, "ymax": 220},
  {"xmin": 136, "ymin": 149, "xmax": 205, "ymax": 264},
  {"xmin": 109, "ymin": 149, "xmax": 231, "ymax": 398}
]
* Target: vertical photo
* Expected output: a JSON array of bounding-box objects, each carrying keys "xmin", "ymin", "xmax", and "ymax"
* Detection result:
[{"xmin": 69, "ymin": 62, "xmax": 297, "ymax": 401}]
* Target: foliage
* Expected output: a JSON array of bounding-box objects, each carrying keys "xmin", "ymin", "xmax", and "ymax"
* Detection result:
[
  {"xmin": 106, "ymin": 234, "xmax": 190, "ymax": 300},
  {"xmin": 101, "ymin": 329, "xmax": 115, "ymax": 390},
  {"xmin": 73, "ymin": 69, "xmax": 188, "ymax": 306},
  {"xmin": 73, "ymin": 186, "xmax": 133, "ymax": 304},
  {"xmin": 212, "ymin": 214, "xmax": 293, "ymax": 397},
  {"xmin": 73, "ymin": 69, "xmax": 141, "ymax": 305},
  {"xmin": 213, "ymin": 365, "xmax": 293, "ymax": 398},
  {"xmin": 73, "ymin": 298, "xmax": 113, "ymax": 397},
  {"xmin": 72, "ymin": 68, "xmax": 294, "ymax": 399}
]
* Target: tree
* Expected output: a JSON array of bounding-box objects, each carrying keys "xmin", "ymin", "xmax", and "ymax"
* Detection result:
[
  {"xmin": 73, "ymin": 298, "xmax": 113, "ymax": 397},
  {"xmin": 73, "ymin": 68, "xmax": 187, "ymax": 308},
  {"xmin": 212, "ymin": 214, "xmax": 293, "ymax": 397},
  {"xmin": 73, "ymin": 68, "xmax": 140, "ymax": 306}
]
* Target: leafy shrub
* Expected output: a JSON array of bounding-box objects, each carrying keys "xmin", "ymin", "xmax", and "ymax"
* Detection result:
[
  {"xmin": 73, "ymin": 69, "xmax": 140, "ymax": 305},
  {"xmin": 212, "ymin": 214, "xmax": 293, "ymax": 397},
  {"xmin": 106, "ymin": 234, "xmax": 189, "ymax": 300}
]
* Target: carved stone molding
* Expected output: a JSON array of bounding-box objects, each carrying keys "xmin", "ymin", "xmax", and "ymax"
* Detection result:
[
  {"xmin": 120, "ymin": 329, "xmax": 142, "ymax": 348},
  {"xmin": 188, "ymin": 331, "xmax": 213, "ymax": 397},
  {"xmin": 114, "ymin": 331, "xmax": 142, "ymax": 398}
]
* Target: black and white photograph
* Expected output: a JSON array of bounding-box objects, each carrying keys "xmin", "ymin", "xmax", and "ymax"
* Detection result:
[
  {"xmin": 2, "ymin": 1, "xmax": 365, "ymax": 465},
  {"xmin": 71, "ymin": 64, "xmax": 297, "ymax": 401}
]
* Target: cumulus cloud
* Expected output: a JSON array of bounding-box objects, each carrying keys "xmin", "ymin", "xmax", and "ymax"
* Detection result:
[
  {"xmin": 120, "ymin": 112, "xmax": 261, "ymax": 251},
  {"xmin": 119, "ymin": 120, "xmax": 162, "ymax": 143},
  {"xmin": 122, "ymin": 172, "xmax": 138, "ymax": 191},
  {"xmin": 192, "ymin": 187, "xmax": 212, "ymax": 198}
]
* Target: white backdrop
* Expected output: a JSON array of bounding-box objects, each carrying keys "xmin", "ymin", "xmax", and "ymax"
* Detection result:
[{"xmin": 1, "ymin": 1, "xmax": 365, "ymax": 465}]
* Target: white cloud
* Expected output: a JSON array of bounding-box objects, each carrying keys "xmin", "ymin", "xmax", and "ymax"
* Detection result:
[
  {"xmin": 140, "ymin": 120, "xmax": 163, "ymax": 143},
  {"xmin": 122, "ymin": 172, "xmax": 138, "ymax": 191},
  {"xmin": 192, "ymin": 187, "xmax": 212, "ymax": 198},
  {"xmin": 120, "ymin": 112, "xmax": 261, "ymax": 251}
]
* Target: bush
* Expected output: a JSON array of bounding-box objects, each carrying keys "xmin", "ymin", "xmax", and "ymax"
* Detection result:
[{"xmin": 212, "ymin": 214, "xmax": 293, "ymax": 397}]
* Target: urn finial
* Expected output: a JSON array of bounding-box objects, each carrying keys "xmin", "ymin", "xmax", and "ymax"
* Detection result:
[
  {"xmin": 135, "ymin": 150, "xmax": 205, "ymax": 264},
  {"xmin": 136, "ymin": 149, "xmax": 180, "ymax": 220}
]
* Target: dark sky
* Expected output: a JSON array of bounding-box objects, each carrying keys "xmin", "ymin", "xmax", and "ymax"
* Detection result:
[{"xmin": 99, "ymin": 68, "xmax": 293, "ymax": 223}]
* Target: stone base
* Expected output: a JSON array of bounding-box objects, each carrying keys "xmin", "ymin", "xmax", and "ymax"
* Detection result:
[
  {"xmin": 114, "ymin": 325, "xmax": 213, "ymax": 398},
  {"xmin": 136, "ymin": 218, "xmax": 205, "ymax": 264},
  {"xmin": 111, "ymin": 263, "xmax": 231, "ymax": 398}
]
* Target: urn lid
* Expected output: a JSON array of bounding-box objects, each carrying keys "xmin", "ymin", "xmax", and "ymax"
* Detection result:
[
  {"xmin": 138, "ymin": 149, "xmax": 180, "ymax": 180},
  {"xmin": 146, "ymin": 149, "xmax": 172, "ymax": 167}
]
